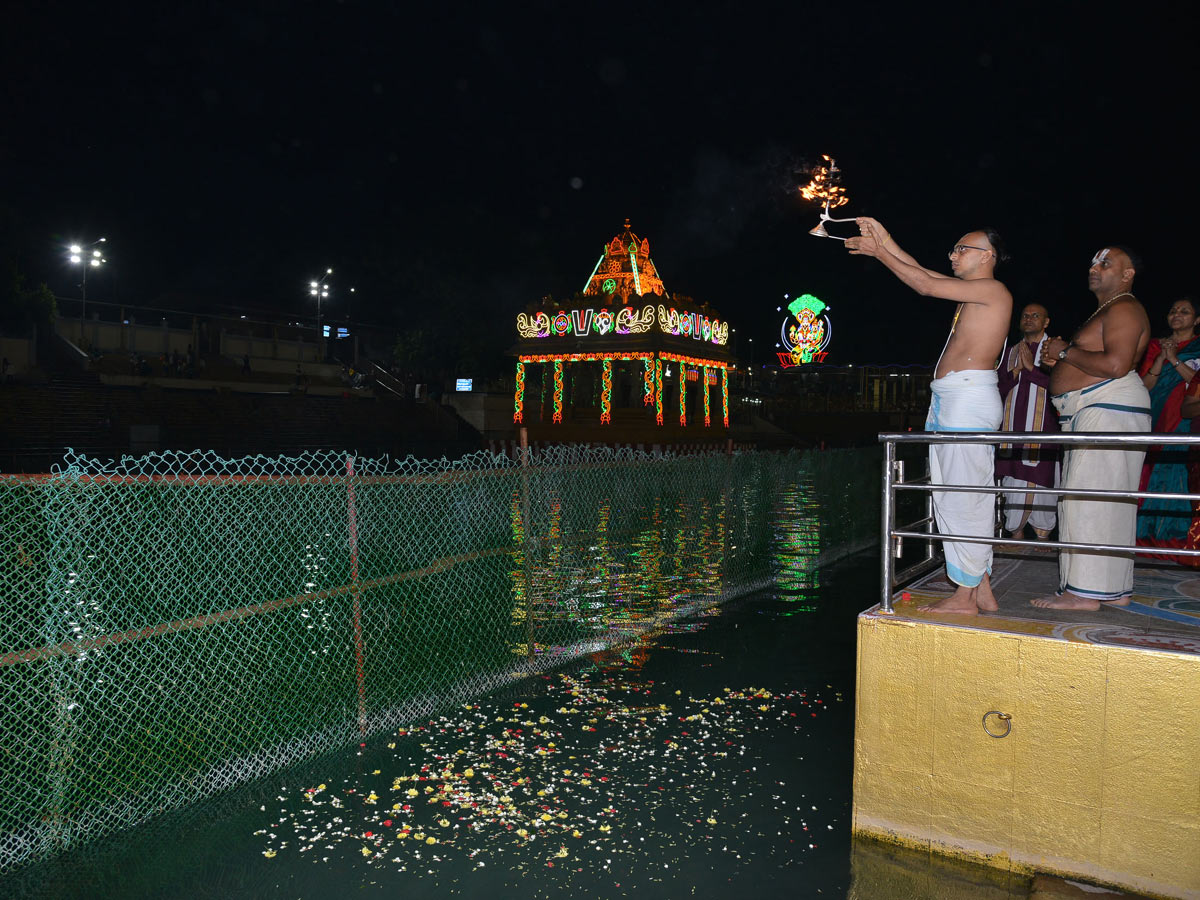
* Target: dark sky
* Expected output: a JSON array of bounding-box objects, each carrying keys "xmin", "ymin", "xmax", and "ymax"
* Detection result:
[{"xmin": 2, "ymin": 2, "xmax": 1193, "ymax": 367}]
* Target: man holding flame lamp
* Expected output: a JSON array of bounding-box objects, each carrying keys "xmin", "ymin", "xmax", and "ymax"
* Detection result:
[{"xmin": 847, "ymin": 218, "xmax": 1012, "ymax": 614}]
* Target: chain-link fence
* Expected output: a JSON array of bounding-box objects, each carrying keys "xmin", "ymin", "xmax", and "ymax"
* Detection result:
[{"xmin": 0, "ymin": 444, "xmax": 880, "ymax": 871}]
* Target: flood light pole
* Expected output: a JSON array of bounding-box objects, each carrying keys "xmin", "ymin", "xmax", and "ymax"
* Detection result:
[
  {"xmin": 309, "ymin": 268, "xmax": 332, "ymax": 357},
  {"xmin": 69, "ymin": 237, "xmax": 107, "ymax": 321}
]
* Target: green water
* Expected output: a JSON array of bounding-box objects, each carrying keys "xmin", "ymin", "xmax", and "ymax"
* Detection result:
[{"xmin": 1, "ymin": 549, "xmax": 1034, "ymax": 900}]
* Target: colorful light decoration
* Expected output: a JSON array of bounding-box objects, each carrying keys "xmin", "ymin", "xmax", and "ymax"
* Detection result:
[
  {"xmin": 777, "ymin": 293, "xmax": 832, "ymax": 366},
  {"xmin": 593, "ymin": 308, "xmax": 614, "ymax": 334},
  {"xmin": 599, "ymin": 359, "xmax": 613, "ymax": 424},
  {"xmin": 678, "ymin": 366, "xmax": 687, "ymax": 427},
  {"xmin": 656, "ymin": 305, "xmax": 729, "ymax": 346},
  {"xmin": 658, "ymin": 352, "xmax": 732, "ymax": 369},
  {"xmin": 517, "ymin": 304, "xmax": 709, "ymax": 340},
  {"xmin": 580, "ymin": 223, "xmax": 666, "ymax": 302},
  {"xmin": 513, "ymin": 361, "xmax": 526, "ymax": 424},
  {"xmin": 514, "ymin": 352, "xmax": 730, "ymax": 427},
  {"xmin": 552, "ymin": 360, "xmax": 564, "ymax": 424},
  {"xmin": 582, "ymin": 254, "xmax": 605, "ymax": 294},
  {"xmin": 520, "ymin": 351, "xmax": 655, "ymax": 364},
  {"xmin": 655, "ymin": 359, "xmax": 664, "ymax": 426},
  {"xmin": 511, "ymin": 222, "xmax": 736, "ymax": 430},
  {"xmin": 721, "ymin": 368, "xmax": 729, "ymax": 427}
]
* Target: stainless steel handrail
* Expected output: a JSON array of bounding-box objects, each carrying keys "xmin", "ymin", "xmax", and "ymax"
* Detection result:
[
  {"xmin": 895, "ymin": 484, "xmax": 1200, "ymax": 501},
  {"xmin": 881, "ymin": 431, "xmax": 1198, "ymax": 445},
  {"xmin": 878, "ymin": 430, "xmax": 1200, "ymax": 612}
]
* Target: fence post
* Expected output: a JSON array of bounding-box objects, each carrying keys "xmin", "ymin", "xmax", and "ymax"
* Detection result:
[
  {"xmin": 519, "ymin": 427, "xmax": 535, "ymax": 657},
  {"xmin": 345, "ymin": 455, "xmax": 368, "ymax": 735}
]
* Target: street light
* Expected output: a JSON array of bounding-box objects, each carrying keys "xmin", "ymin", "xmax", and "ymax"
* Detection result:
[
  {"xmin": 69, "ymin": 237, "xmax": 107, "ymax": 320},
  {"xmin": 309, "ymin": 267, "xmax": 333, "ymax": 356}
]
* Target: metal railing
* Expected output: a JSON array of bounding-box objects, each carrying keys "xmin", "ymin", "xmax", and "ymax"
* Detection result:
[{"xmin": 878, "ymin": 431, "xmax": 1200, "ymax": 613}]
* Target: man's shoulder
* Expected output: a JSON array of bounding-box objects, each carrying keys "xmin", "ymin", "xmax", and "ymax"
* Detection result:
[
  {"xmin": 960, "ymin": 275, "xmax": 1012, "ymax": 306},
  {"xmin": 1103, "ymin": 296, "xmax": 1150, "ymax": 324},
  {"xmin": 980, "ymin": 276, "xmax": 1013, "ymax": 302}
]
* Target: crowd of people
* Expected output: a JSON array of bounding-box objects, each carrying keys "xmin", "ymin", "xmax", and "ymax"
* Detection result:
[{"xmin": 844, "ymin": 217, "xmax": 1191, "ymax": 614}]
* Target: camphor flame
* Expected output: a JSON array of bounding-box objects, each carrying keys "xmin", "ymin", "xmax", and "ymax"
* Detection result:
[{"xmin": 799, "ymin": 155, "xmax": 849, "ymax": 209}]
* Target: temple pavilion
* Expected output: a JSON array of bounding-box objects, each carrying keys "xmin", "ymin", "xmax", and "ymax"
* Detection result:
[{"xmin": 511, "ymin": 221, "xmax": 735, "ymax": 440}]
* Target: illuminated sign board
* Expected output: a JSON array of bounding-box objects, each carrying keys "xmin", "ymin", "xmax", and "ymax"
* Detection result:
[
  {"xmin": 516, "ymin": 304, "xmax": 729, "ymax": 346},
  {"xmin": 776, "ymin": 293, "xmax": 832, "ymax": 366},
  {"xmin": 455, "ymin": 378, "xmax": 473, "ymax": 392}
]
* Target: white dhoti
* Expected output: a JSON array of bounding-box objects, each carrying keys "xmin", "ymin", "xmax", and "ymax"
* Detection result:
[
  {"xmin": 1002, "ymin": 474, "xmax": 1059, "ymax": 534},
  {"xmin": 1053, "ymin": 371, "xmax": 1152, "ymax": 602},
  {"xmin": 927, "ymin": 370, "xmax": 1003, "ymax": 588}
]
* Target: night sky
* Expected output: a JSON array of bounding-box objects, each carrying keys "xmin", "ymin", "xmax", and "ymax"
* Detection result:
[{"xmin": 2, "ymin": 2, "xmax": 1193, "ymax": 370}]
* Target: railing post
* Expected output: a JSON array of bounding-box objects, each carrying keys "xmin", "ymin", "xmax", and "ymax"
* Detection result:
[
  {"xmin": 926, "ymin": 455, "xmax": 936, "ymax": 563},
  {"xmin": 881, "ymin": 439, "xmax": 896, "ymax": 613}
]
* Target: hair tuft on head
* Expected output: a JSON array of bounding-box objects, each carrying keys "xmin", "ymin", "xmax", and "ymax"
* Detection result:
[{"xmin": 980, "ymin": 226, "xmax": 1010, "ymax": 265}]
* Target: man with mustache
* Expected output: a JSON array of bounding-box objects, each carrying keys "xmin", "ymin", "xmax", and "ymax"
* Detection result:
[{"xmin": 1033, "ymin": 246, "xmax": 1151, "ymax": 610}]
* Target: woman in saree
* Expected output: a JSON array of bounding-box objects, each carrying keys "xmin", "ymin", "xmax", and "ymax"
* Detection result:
[{"xmin": 1137, "ymin": 297, "xmax": 1200, "ymax": 556}]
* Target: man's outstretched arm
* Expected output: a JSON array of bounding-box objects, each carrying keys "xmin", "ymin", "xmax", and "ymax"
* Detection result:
[
  {"xmin": 846, "ymin": 229, "xmax": 1007, "ymax": 306},
  {"xmin": 852, "ymin": 217, "xmax": 947, "ymax": 278}
]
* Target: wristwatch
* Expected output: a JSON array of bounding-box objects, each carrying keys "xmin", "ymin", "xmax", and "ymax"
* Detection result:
[{"xmin": 1057, "ymin": 343, "xmax": 1071, "ymax": 361}]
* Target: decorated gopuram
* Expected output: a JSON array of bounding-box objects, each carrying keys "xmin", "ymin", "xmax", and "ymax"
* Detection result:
[{"xmin": 511, "ymin": 221, "xmax": 734, "ymax": 443}]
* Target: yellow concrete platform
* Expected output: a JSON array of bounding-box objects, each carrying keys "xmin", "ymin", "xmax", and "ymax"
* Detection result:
[{"xmin": 853, "ymin": 554, "xmax": 1200, "ymax": 900}]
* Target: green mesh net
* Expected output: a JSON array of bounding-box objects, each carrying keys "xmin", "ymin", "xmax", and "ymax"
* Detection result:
[{"xmin": 0, "ymin": 445, "xmax": 880, "ymax": 871}]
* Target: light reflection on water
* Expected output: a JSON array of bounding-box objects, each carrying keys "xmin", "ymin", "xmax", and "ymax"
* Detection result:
[
  {"xmin": 772, "ymin": 479, "xmax": 822, "ymax": 605},
  {"xmin": 508, "ymin": 470, "xmax": 840, "ymax": 656}
]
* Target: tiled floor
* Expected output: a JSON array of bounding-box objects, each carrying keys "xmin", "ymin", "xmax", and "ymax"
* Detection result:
[{"xmin": 878, "ymin": 548, "xmax": 1200, "ymax": 658}]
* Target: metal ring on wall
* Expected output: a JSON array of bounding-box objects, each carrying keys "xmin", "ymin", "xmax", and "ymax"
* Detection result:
[{"xmin": 982, "ymin": 711, "xmax": 1012, "ymax": 738}]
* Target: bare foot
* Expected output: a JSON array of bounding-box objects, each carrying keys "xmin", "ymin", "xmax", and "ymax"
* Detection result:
[
  {"xmin": 1031, "ymin": 591, "xmax": 1100, "ymax": 611},
  {"xmin": 973, "ymin": 574, "xmax": 998, "ymax": 612},
  {"xmin": 1101, "ymin": 596, "xmax": 1131, "ymax": 607},
  {"xmin": 920, "ymin": 584, "xmax": 980, "ymax": 615}
]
